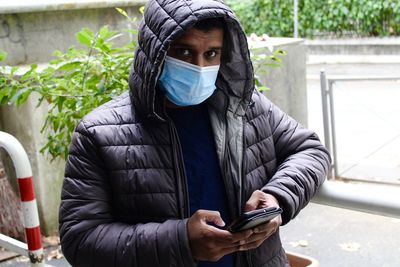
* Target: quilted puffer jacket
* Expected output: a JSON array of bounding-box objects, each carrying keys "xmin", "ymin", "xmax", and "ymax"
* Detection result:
[{"xmin": 59, "ymin": 0, "xmax": 331, "ymax": 266}]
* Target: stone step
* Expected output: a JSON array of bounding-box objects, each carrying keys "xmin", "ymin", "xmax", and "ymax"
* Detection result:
[{"xmin": 305, "ymin": 37, "xmax": 400, "ymax": 55}]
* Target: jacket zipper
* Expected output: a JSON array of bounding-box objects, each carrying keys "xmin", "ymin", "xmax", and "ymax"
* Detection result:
[
  {"xmin": 241, "ymin": 114, "xmax": 254, "ymax": 267},
  {"xmin": 219, "ymin": 99, "xmax": 240, "ymax": 221},
  {"xmin": 168, "ymin": 120, "xmax": 190, "ymax": 218}
]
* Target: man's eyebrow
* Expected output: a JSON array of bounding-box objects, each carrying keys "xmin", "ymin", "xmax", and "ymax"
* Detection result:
[
  {"xmin": 170, "ymin": 43, "xmax": 195, "ymax": 48},
  {"xmin": 170, "ymin": 43, "xmax": 222, "ymax": 50},
  {"xmin": 209, "ymin": 46, "xmax": 223, "ymax": 50}
]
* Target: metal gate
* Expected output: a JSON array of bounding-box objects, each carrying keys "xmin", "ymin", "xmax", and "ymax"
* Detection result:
[{"xmin": 320, "ymin": 71, "xmax": 400, "ymax": 183}]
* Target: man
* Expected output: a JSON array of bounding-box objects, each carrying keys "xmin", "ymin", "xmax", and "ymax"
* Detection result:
[{"xmin": 59, "ymin": 0, "xmax": 331, "ymax": 266}]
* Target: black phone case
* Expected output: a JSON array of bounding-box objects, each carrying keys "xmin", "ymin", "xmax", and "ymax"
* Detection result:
[{"xmin": 226, "ymin": 207, "xmax": 282, "ymax": 233}]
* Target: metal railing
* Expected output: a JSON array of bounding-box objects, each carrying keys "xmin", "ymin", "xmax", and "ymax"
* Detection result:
[
  {"xmin": 317, "ymin": 71, "xmax": 400, "ymax": 219},
  {"xmin": 0, "ymin": 131, "xmax": 45, "ymax": 266},
  {"xmin": 320, "ymin": 71, "xmax": 400, "ymax": 179},
  {"xmin": 314, "ymin": 180, "xmax": 400, "ymax": 219}
]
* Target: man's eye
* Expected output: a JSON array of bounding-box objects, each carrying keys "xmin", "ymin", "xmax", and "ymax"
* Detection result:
[
  {"xmin": 177, "ymin": 49, "xmax": 190, "ymax": 57},
  {"xmin": 205, "ymin": 50, "xmax": 218, "ymax": 59}
]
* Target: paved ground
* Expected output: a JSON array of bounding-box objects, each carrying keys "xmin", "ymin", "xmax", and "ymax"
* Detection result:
[
  {"xmin": 281, "ymin": 203, "xmax": 400, "ymax": 267},
  {"xmin": 1, "ymin": 55, "xmax": 400, "ymax": 267}
]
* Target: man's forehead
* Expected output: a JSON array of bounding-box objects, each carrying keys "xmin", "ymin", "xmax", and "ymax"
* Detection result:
[{"xmin": 171, "ymin": 27, "xmax": 224, "ymax": 46}]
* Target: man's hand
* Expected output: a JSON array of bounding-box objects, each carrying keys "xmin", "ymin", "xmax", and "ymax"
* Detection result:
[
  {"xmin": 187, "ymin": 210, "xmax": 253, "ymax": 262},
  {"xmin": 239, "ymin": 190, "xmax": 282, "ymax": 250}
]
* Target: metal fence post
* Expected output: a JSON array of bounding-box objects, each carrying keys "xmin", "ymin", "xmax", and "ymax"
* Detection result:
[
  {"xmin": 320, "ymin": 70, "xmax": 333, "ymax": 179},
  {"xmin": 328, "ymin": 80, "xmax": 339, "ymax": 178},
  {"xmin": 0, "ymin": 131, "xmax": 45, "ymax": 267}
]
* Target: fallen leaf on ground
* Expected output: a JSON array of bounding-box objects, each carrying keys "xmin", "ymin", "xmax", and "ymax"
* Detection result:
[
  {"xmin": 16, "ymin": 256, "xmax": 29, "ymax": 262},
  {"xmin": 289, "ymin": 240, "xmax": 309, "ymax": 247},
  {"xmin": 339, "ymin": 242, "xmax": 360, "ymax": 252},
  {"xmin": 42, "ymin": 235, "xmax": 60, "ymax": 246},
  {"xmin": 47, "ymin": 248, "xmax": 64, "ymax": 261}
]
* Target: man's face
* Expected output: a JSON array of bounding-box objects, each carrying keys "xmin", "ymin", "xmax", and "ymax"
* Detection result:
[{"xmin": 167, "ymin": 27, "xmax": 224, "ymax": 67}]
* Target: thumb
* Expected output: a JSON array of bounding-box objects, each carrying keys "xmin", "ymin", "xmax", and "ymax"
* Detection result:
[
  {"xmin": 199, "ymin": 210, "xmax": 225, "ymax": 227},
  {"xmin": 244, "ymin": 196, "xmax": 259, "ymax": 212}
]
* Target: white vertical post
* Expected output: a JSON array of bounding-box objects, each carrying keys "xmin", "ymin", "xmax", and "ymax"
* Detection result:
[
  {"xmin": 0, "ymin": 131, "xmax": 45, "ymax": 267},
  {"xmin": 320, "ymin": 70, "xmax": 333, "ymax": 179}
]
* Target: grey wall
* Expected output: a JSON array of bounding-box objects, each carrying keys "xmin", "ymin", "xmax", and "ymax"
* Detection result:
[
  {"xmin": 0, "ymin": 5, "xmax": 143, "ymax": 65},
  {"xmin": 255, "ymin": 38, "xmax": 308, "ymax": 126}
]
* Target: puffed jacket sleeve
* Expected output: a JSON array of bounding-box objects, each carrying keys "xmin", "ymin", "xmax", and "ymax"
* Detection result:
[
  {"xmin": 261, "ymin": 99, "xmax": 331, "ymax": 225},
  {"xmin": 59, "ymin": 121, "xmax": 196, "ymax": 267}
]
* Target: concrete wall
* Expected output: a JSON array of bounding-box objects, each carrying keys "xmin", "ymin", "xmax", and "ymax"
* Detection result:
[
  {"xmin": 0, "ymin": 0, "xmax": 145, "ymax": 65},
  {"xmin": 253, "ymin": 38, "xmax": 308, "ymax": 126},
  {"xmin": 0, "ymin": 2, "xmax": 307, "ymax": 235}
]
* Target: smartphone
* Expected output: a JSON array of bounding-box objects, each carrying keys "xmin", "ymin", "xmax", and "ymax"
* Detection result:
[{"xmin": 226, "ymin": 207, "xmax": 282, "ymax": 233}]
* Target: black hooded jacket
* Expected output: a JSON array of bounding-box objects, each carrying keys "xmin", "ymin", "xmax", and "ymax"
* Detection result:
[{"xmin": 59, "ymin": 0, "xmax": 331, "ymax": 266}]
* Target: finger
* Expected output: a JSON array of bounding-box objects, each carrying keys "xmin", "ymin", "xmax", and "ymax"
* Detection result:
[
  {"xmin": 197, "ymin": 210, "xmax": 226, "ymax": 227},
  {"xmin": 238, "ymin": 238, "xmax": 266, "ymax": 251},
  {"xmin": 228, "ymin": 229, "xmax": 254, "ymax": 243},
  {"xmin": 244, "ymin": 194, "xmax": 259, "ymax": 211},
  {"xmin": 244, "ymin": 190, "xmax": 266, "ymax": 211},
  {"xmin": 252, "ymin": 223, "xmax": 275, "ymax": 234},
  {"xmin": 253, "ymin": 216, "xmax": 281, "ymax": 234},
  {"xmin": 208, "ymin": 227, "xmax": 254, "ymax": 245},
  {"xmin": 239, "ymin": 231, "xmax": 271, "ymax": 246}
]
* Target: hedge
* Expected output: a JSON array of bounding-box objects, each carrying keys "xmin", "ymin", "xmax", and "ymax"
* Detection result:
[{"xmin": 228, "ymin": 0, "xmax": 400, "ymax": 38}]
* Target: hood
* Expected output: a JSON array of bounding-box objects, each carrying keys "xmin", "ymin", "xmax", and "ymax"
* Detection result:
[{"xmin": 129, "ymin": 0, "xmax": 254, "ymax": 121}]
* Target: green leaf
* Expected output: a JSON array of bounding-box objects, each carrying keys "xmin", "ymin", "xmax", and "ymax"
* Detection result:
[
  {"xmin": 258, "ymin": 86, "xmax": 271, "ymax": 91},
  {"xmin": 115, "ymin": 8, "xmax": 129, "ymax": 19},
  {"xmin": 57, "ymin": 61, "xmax": 82, "ymax": 72},
  {"xmin": 276, "ymin": 49, "xmax": 286, "ymax": 56},
  {"xmin": 0, "ymin": 51, "xmax": 7, "ymax": 61},
  {"xmin": 98, "ymin": 25, "xmax": 112, "ymax": 40},
  {"xmin": 52, "ymin": 50, "xmax": 64, "ymax": 59},
  {"xmin": 10, "ymin": 66, "xmax": 19, "ymax": 75},
  {"xmin": 0, "ymin": 87, "xmax": 11, "ymax": 104},
  {"xmin": 57, "ymin": 96, "xmax": 66, "ymax": 112},
  {"xmin": 76, "ymin": 28, "xmax": 94, "ymax": 47},
  {"xmin": 20, "ymin": 64, "xmax": 38, "ymax": 81},
  {"xmin": 13, "ymin": 88, "xmax": 32, "ymax": 106},
  {"xmin": 85, "ymin": 75, "xmax": 101, "ymax": 89}
]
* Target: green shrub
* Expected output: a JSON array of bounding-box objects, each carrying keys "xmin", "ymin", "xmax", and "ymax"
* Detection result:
[
  {"xmin": 229, "ymin": 0, "xmax": 400, "ymax": 37},
  {"xmin": 0, "ymin": 10, "xmax": 137, "ymax": 160},
  {"xmin": 229, "ymin": 0, "xmax": 293, "ymax": 37}
]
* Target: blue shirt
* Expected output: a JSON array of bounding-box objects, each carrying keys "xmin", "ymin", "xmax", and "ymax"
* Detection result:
[{"xmin": 167, "ymin": 104, "xmax": 234, "ymax": 267}]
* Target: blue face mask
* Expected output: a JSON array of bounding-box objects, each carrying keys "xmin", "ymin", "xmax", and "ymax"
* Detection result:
[{"xmin": 158, "ymin": 56, "xmax": 220, "ymax": 106}]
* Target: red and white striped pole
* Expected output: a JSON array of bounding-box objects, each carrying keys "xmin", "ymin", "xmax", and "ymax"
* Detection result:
[{"xmin": 0, "ymin": 131, "xmax": 44, "ymax": 266}]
